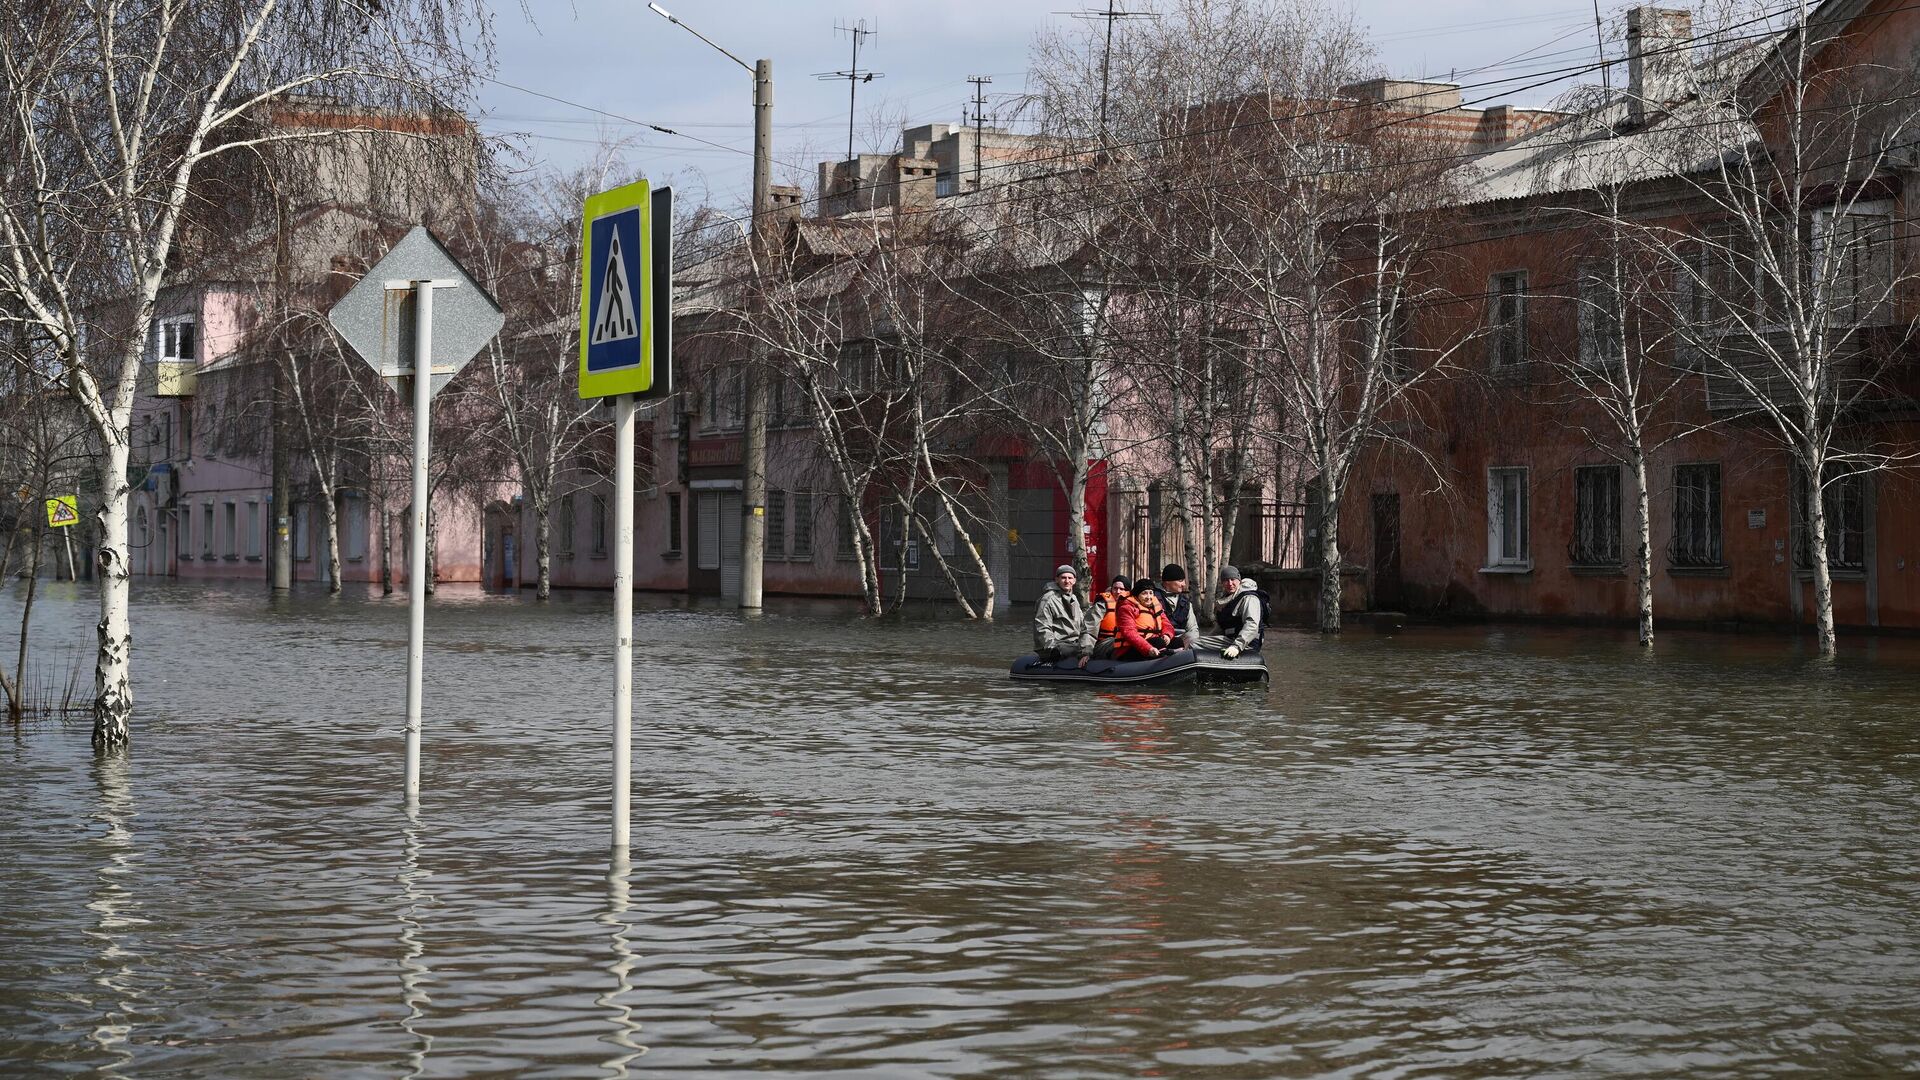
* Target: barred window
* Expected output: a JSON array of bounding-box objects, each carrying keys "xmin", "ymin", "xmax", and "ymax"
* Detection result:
[
  {"xmin": 1793, "ymin": 465, "xmax": 1867, "ymax": 573},
  {"xmin": 1578, "ymin": 261, "xmax": 1623, "ymax": 370},
  {"xmin": 791, "ymin": 493, "xmax": 815, "ymax": 560},
  {"xmin": 765, "ymin": 489, "xmax": 786, "ymax": 560},
  {"xmin": 1671, "ymin": 463, "xmax": 1723, "ymax": 568},
  {"xmin": 1571, "ymin": 466, "xmax": 1622, "ymax": 567}
]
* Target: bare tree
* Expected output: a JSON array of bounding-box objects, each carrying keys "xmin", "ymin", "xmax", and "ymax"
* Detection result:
[
  {"xmin": 0, "ymin": 1, "xmax": 490, "ymax": 748},
  {"xmin": 1649, "ymin": 1, "xmax": 1920, "ymax": 655}
]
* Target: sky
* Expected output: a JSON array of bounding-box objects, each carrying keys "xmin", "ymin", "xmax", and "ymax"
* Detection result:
[{"xmin": 479, "ymin": 1, "xmax": 1629, "ymax": 213}]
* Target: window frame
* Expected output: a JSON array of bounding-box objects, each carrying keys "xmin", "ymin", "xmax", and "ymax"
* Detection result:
[
  {"xmin": 1570, "ymin": 464, "xmax": 1623, "ymax": 568},
  {"xmin": 1669, "ymin": 462, "xmax": 1725, "ymax": 570},
  {"xmin": 1484, "ymin": 466, "xmax": 1532, "ymax": 570},
  {"xmin": 1793, "ymin": 463, "xmax": 1868, "ymax": 576},
  {"xmin": 1488, "ymin": 270, "xmax": 1528, "ymax": 370}
]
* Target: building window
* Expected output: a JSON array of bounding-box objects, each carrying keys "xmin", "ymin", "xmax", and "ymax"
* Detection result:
[
  {"xmin": 590, "ymin": 494, "xmax": 608, "ymax": 556},
  {"xmin": 934, "ymin": 505, "xmax": 959, "ymax": 557},
  {"xmin": 1489, "ymin": 271, "xmax": 1527, "ymax": 369},
  {"xmin": 342, "ymin": 494, "xmax": 368, "ymax": 561},
  {"xmin": 157, "ymin": 316, "xmax": 197, "ymax": 362},
  {"xmin": 1670, "ymin": 463, "xmax": 1723, "ymax": 569},
  {"xmin": 666, "ymin": 492, "xmax": 683, "ymax": 555},
  {"xmin": 836, "ymin": 340, "xmax": 875, "ymax": 394},
  {"xmin": 201, "ymin": 503, "xmax": 214, "ymax": 557},
  {"xmin": 836, "ymin": 499, "xmax": 858, "ymax": 561},
  {"xmin": 1486, "ymin": 467, "xmax": 1530, "ymax": 567},
  {"xmin": 1577, "ymin": 261, "xmax": 1623, "ymax": 369},
  {"xmin": 293, "ymin": 502, "xmax": 311, "ymax": 561},
  {"xmin": 1794, "ymin": 465, "xmax": 1867, "ymax": 573},
  {"xmin": 1571, "ymin": 465, "xmax": 1622, "ymax": 567},
  {"xmin": 1364, "ymin": 292, "xmax": 1413, "ymax": 382},
  {"xmin": 791, "ymin": 492, "xmax": 814, "ymax": 560},
  {"xmin": 557, "ymin": 494, "xmax": 575, "ymax": 558},
  {"xmin": 765, "ymin": 489, "xmax": 786, "ymax": 560},
  {"xmin": 222, "ymin": 501, "xmax": 237, "ymax": 559},
  {"xmin": 1814, "ymin": 203, "xmax": 1894, "ymax": 327},
  {"xmin": 245, "ymin": 501, "xmax": 261, "ymax": 559}
]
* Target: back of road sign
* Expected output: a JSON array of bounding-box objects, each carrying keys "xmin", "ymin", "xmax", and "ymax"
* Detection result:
[{"xmin": 579, "ymin": 180, "xmax": 654, "ymax": 399}]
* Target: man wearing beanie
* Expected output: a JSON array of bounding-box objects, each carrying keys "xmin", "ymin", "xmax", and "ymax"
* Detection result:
[
  {"xmin": 1198, "ymin": 563, "xmax": 1266, "ymax": 659},
  {"xmin": 1155, "ymin": 563, "xmax": 1199, "ymax": 649},
  {"xmin": 1032, "ymin": 564, "xmax": 1093, "ymax": 668}
]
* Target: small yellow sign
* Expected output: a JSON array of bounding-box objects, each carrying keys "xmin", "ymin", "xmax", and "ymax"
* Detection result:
[{"xmin": 46, "ymin": 495, "xmax": 79, "ymax": 528}]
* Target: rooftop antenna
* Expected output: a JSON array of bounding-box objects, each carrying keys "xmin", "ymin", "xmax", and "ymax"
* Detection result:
[
  {"xmin": 966, "ymin": 75, "xmax": 994, "ymax": 192},
  {"xmin": 1060, "ymin": 2, "xmax": 1156, "ymax": 146},
  {"xmin": 1592, "ymin": 0, "xmax": 1611, "ymax": 92},
  {"xmin": 816, "ymin": 19, "xmax": 884, "ymax": 166}
]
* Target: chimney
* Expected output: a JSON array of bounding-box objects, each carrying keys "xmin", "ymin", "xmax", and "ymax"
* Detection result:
[
  {"xmin": 768, "ymin": 184, "xmax": 804, "ymax": 223},
  {"xmin": 891, "ymin": 156, "xmax": 938, "ymax": 211},
  {"xmin": 1627, "ymin": 7, "xmax": 1695, "ymax": 127}
]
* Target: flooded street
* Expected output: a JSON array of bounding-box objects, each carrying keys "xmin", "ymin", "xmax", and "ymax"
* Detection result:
[{"xmin": 5, "ymin": 582, "xmax": 1920, "ymax": 1077}]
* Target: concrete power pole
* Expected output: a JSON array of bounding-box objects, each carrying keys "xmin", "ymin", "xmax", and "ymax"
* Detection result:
[{"xmin": 740, "ymin": 59, "xmax": 773, "ymax": 610}]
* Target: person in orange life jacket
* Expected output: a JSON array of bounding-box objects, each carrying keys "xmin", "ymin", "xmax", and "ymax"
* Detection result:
[
  {"xmin": 1089, "ymin": 575, "xmax": 1132, "ymax": 659},
  {"xmin": 1118, "ymin": 576, "xmax": 1179, "ymax": 659},
  {"xmin": 1197, "ymin": 564, "xmax": 1268, "ymax": 659},
  {"xmin": 1149, "ymin": 563, "xmax": 1200, "ymax": 649}
]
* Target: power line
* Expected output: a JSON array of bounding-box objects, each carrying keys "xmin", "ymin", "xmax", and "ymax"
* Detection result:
[
  {"xmin": 1058, "ymin": 1, "xmax": 1157, "ymax": 145},
  {"xmin": 680, "ymin": 0, "xmax": 1858, "ymax": 237}
]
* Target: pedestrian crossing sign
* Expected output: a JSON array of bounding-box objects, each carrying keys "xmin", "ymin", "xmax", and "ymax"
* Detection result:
[
  {"xmin": 578, "ymin": 179, "xmax": 655, "ymax": 399},
  {"xmin": 46, "ymin": 494, "xmax": 78, "ymax": 528}
]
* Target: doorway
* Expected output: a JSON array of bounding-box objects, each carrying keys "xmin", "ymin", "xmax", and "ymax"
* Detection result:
[{"xmin": 1371, "ymin": 493, "xmax": 1402, "ymax": 610}]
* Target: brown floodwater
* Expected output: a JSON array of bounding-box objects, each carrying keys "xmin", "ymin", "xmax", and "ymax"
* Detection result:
[{"xmin": 4, "ymin": 580, "xmax": 1920, "ymax": 1077}]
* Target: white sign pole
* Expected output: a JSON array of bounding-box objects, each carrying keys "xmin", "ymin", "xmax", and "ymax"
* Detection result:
[
  {"xmin": 612, "ymin": 392, "xmax": 635, "ymax": 852},
  {"xmin": 403, "ymin": 279, "xmax": 449, "ymax": 804}
]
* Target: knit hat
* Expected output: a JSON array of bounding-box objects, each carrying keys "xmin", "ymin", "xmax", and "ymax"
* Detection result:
[
  {"xmin": 1134, "ymin": 577, "xmax": 1160, "ymax": 594},
  {"xmin": 1110, "ymin": 574, "xmax": 1131, "ymax": 591},
  {"xmin": 1054, "ymin": 564, "xmax": 1076, "ymax": 577},
  {"xmin": 1160, "ymin": 563, "xmax": 1186, "ymax": 582},
  {"xmin": 1218, "ymin": 564, "xmax": 1241, "ymax": 582}
]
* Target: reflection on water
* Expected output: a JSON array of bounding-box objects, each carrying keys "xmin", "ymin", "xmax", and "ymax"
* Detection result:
[
  {"xmin": 86, "ymin": 754, "xmax": 141, "ymax": 1079},
  {"xmin": 597, "ymin": 854, "xmax": 645, "ymax": 1077},
  {"xmin": 396, "ymin": 806, "xmax": 433, "ymax": 1078},
  {"xmin": 3, "ymin": 581, "xmax": 1920, "ymax": 1076}
]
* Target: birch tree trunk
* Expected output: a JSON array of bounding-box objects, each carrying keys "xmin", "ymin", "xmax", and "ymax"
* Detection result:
[
  {"xmin": 321, "ymin": 490, "xmax": 343, "ymax": 595},
  {"xmin": 534, "ymin": 499, "xmax": 553, "ymax": 601},
  {"xmin": 1632, "ymin": 452, "xmax": 1654, "ymax": 647},
  {"xmin": 1806, "ymin": 472, "xmax": 1836, "ymax": 657},
  {"xmin": 91, "ymin": 439, "xmax": 134, "ymax": 749}
]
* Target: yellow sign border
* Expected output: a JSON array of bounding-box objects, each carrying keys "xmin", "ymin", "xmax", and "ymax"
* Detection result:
[
  {"xmin": 46, "ymin": 494, "xmax": 79, "ymax": 528},
  {"xmin": 578, "ymin": 179, "xmax": 654, "ymax": 400}
]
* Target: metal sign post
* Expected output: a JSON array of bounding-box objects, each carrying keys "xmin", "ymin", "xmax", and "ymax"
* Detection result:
[
  {"xmin": 329, "ymin": 227, "xmax": 503, "ymax": 805},
  {"xmin": 579, "ymin": 182, "xmax": 673, "ymax": 854}
]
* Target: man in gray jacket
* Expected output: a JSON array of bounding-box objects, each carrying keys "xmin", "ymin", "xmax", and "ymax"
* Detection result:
[
  {"xmin": 1197, "ymin": 564, "xmax": 1267, "ymax": 659},
  {"xmin": 1033, "ymin": 564, "xmax": 1093, "ymax": 668}
]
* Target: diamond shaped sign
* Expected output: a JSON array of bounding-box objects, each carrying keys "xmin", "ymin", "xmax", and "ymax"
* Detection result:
[{"xmin": 327, "ymin": 226, "xmax": 504, "ymax": 398}]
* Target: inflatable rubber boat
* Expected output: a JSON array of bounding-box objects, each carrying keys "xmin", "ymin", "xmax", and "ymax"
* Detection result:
[{"xmin": 1008, "ymin": 647, "xmax": 1268, "ymax": 687}]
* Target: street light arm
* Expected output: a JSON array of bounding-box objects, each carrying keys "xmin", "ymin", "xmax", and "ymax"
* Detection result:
[{"xmin": 646, "ymin": 2, "xmax": 754, "ymax": 74}]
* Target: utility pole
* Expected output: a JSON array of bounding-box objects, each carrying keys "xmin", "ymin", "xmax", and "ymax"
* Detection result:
[
  {"xmin": 742, "ymin": 57, "xmax": 772, "ymax": 610},
  {"xmin": 817, "ymin": 20, "xmax": 883, "ymax": 166},
  {"xmin": 270, "ymin": 190, "xmax": 293, "ymax": 593},
  {"xmin": 647, "ymin": 3, "xmax": 776, "ymax": 609},
  {"xmin": 966, "ymin": 75, "xmax": 992, "ymax": 193}
]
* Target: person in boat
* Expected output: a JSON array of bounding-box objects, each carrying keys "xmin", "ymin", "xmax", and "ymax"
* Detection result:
[
  {"xmin": 1120, "ymin": 576, "xmax": 1180, "ymax": 659},
  {"xmin": 1033, "ymin": 564, "xmax": 1093, "ymax": 668},
  {"xmin": 1151, "ymin": 563, "xmax": 1201, "ymax": 650},
  {"xmin": 1089, "ymin": 575, "xmax": 1132, "ymax": 659},
  {"xmin": 1198, "ymin": 564, "xmax": 1269, "ymax": 659}
]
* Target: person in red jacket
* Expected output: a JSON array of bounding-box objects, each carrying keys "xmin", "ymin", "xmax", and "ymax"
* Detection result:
[{"xmin": 1112, "ymin": 577, "xmax": 1176, "ymax": 660}]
